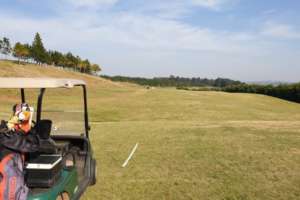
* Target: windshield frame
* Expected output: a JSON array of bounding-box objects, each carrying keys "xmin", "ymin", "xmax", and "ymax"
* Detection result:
[{"xmin": 19, "ymin": 86, "xmax": 90, "ymax": 138}]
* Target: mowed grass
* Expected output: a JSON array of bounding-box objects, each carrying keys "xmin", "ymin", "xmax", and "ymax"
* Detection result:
[{"xmin": 1, "ymin": 60, "xmax": 300, "ymax": 200}]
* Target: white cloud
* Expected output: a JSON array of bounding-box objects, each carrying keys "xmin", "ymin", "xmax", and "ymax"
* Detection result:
[
  {"xmin": 0, "ymin": 12, "xmax": 241, "ymax": 52},
  {"xmin": 0, "ymin": 1, "xmax": 299, "ymax": 82},
  {"xmin": 262, "ymin": 22, "xmax": 300, "ymax": 39},
  {"xmin": 65, "ymin": 0, "xmax": 119, "ymax": 8},
  {"xmin": 190, "ymin": 0, "xmax": 234, "ymax": 10},
  {"xmin": 124, "ymin": 0, "xmax": 237, "ymax": 20}
]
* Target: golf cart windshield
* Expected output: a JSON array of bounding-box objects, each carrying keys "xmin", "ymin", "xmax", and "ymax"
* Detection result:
[
  {"xmin": 42, "ymin": 88, "xmax": 85, "ymax": 136},
  {"xmin": 0, "ymin": 78, "xmax": 89, "ymax": 137}
]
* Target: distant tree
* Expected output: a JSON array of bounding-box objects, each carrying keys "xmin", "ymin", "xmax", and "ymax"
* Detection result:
[
  {"xmin": 13, "ymin": 42, "xmax": 23, "ymax": 62},
  {"xmin": 0, "ymin": 39, "xmax": 3, "ymax": 54},
  {"xmin": 23, "ymin": 44, "xmax": 32, "ymax": 62},
  {"xmin": 223, "ymin": 83, "xmax": 300, "ymax": 103},
  {"xmin": 13, "ymin": 42, "xmax": 30, "ymax": 63},
  {"xmin": 0, "ymin": 37, "xmax": 12, "ymax": 58},
  {"xmin": 101, "ymin": 76, "xmax": 242, "ymax": 88},
  {"xmin": 79, "ymin": 59, "xmax": 90, "ymax": 73},
  {"xmin": 65, "ymin": 52, "xmax": 79, "ymax": 70},
  {"xmin": 90, "ymin": 63, "xmax": 101, "ymax": 74},
  {"xmin": 48, "ymin": 50, "xmax": 63, "ymax": 66},
  {"xmin": 75, "ymin": 56, "xmax": 81, "ymax": 71},
  {"xmin": 1, "ymin": 33, "xmax": 102, "ymax": 75},
  {"xmin": 46, "ymin": 50, "xmax": 54, "ymax": 65},
  {"xmin": 31, "ymin": 33, "xmax": 47, "ymax": 64}
]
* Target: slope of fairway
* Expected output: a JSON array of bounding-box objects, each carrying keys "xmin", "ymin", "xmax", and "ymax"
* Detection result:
[
  {"xmin": 1, "ymin": 60, "xmax": 300, "ymax": 200},
  {"xmin": 0, "ymin": 60, "xmax": 128, "ymax": 88}
]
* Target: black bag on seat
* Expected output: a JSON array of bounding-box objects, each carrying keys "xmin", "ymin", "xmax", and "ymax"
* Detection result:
[{"xmin": 36, "ymin": 120, "xmax": 57, "ymax": 154}]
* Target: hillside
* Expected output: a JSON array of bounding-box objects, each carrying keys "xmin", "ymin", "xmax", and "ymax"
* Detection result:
[
  {"xmin": 0, "ymin": 60, "xmax": 123, "ymax": 88},
  {"xmin": 1, "ymin": 60, "xmax": 300, "ymax": 200}
]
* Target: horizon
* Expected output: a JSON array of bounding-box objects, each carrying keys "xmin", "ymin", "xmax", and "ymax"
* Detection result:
[{"xmin": 0, "ymin": 0, "xmax": 300, "ymax": 82}]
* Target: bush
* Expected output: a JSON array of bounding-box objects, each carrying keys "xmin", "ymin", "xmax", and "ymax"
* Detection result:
[{"xmin": 223, "ymin": 83, "xmax": 300, "ymax": 103}]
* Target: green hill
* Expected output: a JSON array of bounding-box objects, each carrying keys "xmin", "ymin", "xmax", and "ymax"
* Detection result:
[{"xmin": 1, "ymin": 60, "xmax": 300, "ymax": 200}]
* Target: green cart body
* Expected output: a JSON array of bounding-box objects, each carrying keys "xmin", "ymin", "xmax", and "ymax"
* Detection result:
[
  {"xmin": 28, "ymin": 169, "xmax": 78, "ymax": 200},
  {"xmin": 0, "ymin": 78, "xmax": 97, "ymax": 200}
]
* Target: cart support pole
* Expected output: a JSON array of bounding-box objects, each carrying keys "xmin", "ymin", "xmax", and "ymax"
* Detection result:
[
  {"xmin": 21, "ymin": 88, "xmax": 25, "ymax": 103},
  {"xmin": 83, "ymin": 85, "xmax": 90, "ymax": 138},
  {"xmin": 37, "ymin": 88, "xmax": 46, "ymax": 123}
]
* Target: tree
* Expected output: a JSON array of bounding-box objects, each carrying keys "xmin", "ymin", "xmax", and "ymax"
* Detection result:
[
  {"xmin": 0, "ymin": 37, "xmax": 11, "ymax": 58},
  {"xmin": 0, "ymin": 39, "xmax": 3, "ymax": 54},
  {"xmin": 79, "ymin": 59, "xmax": 91, "ymax": 73},
  {"xmin": 1, "ymin": 34, "xmax": 103, "ymax": 75},
  {"xmin": 90, "ymin": 63, "xmax": 101, "ymax": 74},
  {"xmin": 23, "ymin": 44, "xmax": 32, "ymax": 62},
  {"xmin": 65, "ymin": 52, "xmax": 78, "ymax": 70},
  {"xmin": 48, "ymin": 50, "xmax": 63, "ymax": 66},
  {"xmin": 74, "ymin": 56, "xmax": 81, "ymax": 71},
  {"xmin": 13, "ymin": 42, "xmax": 30, "ymax": 63},
  {"xmin": 31, "ymin": 33, "xmax": 47, "ymax": 64}
]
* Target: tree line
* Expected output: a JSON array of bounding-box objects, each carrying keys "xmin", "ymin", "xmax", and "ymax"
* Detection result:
[
  {"xmin": 223, "ymin": 83, "xmax": 300, "ymax": 103},
  {"xmin": 0, "ymin": 33, "xmax": 101, "ymax": 74},
  {"xmin": 101, "ymin": 75, "xmax": 242, "ymax": 87},
  {"xmin": 178, "ymin": 83, "xmax": 300, "ymax": 103}
]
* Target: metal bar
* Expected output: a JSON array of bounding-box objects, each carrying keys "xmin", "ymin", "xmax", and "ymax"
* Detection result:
[
  {"xmin": 36, "ymin": 88, "xmax": 46, "ymax": 123},
  {"xmin": 21, "ymin": 88, "xmax": 25, "ymax": 103},
  {"xmin": 83, "ymin": 85, "xmax": 90, "ymax": 138}
]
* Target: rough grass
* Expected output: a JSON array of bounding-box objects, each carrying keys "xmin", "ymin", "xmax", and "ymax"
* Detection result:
[{"xmin": 1, "ymin": 60, "xmax": 300, "ymax": 200}]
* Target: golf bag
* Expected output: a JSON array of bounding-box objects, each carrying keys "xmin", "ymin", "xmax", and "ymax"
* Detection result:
[
  {"xmin": 0, "ymin": 120, "xmax": 40, "ymax": 200},
  {"xmin": 0, "ymin": 153, "xmax": 28, "ymax": 200}
]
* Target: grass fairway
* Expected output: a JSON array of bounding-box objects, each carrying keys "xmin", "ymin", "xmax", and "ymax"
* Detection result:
[{"xmin": 1, "ymin": 60, "xmax": 300, "ymax": 200}]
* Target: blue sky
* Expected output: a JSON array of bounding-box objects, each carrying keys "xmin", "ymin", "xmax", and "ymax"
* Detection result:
[{"xmin": 1, "ymin": 0, "xmax": 300, "ymax": 81}]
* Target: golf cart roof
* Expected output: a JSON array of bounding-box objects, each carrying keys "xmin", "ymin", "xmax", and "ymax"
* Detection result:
[{"xmin": 0, "ymin": 78, "xmax": 86, "ymax": 89}]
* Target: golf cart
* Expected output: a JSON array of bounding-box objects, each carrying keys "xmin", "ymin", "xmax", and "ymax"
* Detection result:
[{"xmin": 0, "ymin": 78, "xmax": 97, "ymax": 200}]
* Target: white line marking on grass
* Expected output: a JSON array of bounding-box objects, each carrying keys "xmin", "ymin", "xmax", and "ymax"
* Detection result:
[{"xmin": 122, "ymin": 143, "xmax": 139, "ymax": 168}]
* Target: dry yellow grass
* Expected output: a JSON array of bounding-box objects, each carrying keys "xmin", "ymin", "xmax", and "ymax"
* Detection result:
[{"xmin": 1, "ymin": 60, "xmax": 300, "ymax": 200}]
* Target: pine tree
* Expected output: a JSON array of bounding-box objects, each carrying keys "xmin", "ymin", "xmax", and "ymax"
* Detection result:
[{"xmin": 31, "ymin": 33, "xmax": 47, "ymax": 64}]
